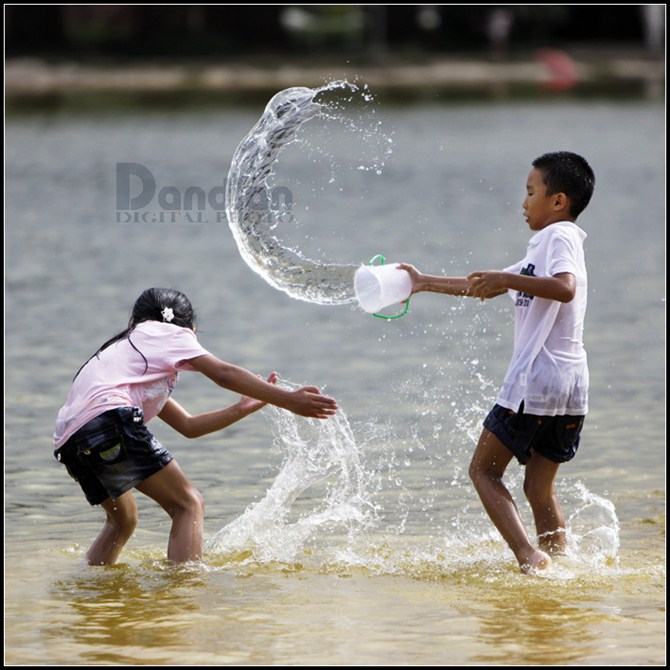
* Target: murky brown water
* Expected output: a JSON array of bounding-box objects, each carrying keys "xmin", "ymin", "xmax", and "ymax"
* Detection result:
[{"xmin": 5, "ymin": 98, "xmax": 665, "ymax": 665}]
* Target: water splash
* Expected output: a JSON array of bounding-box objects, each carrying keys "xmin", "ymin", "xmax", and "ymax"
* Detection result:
[
  {"xmin": 225, "ymin": 81, "xmax": 390, "ymax": 305},
  {"xmin": 564, "ymin": 480, "xmax": 620, "ymax": 565},
  {"xmin": 219, "ymin": 85, "xmax": 622, "ymax": 580},
  {"xmin": 204, "ymin": 383, "xmax": 620, "ymax": 580},
  {"xmin": 204, "ymin": 381, "xmax": 378, "ymax": 563}
]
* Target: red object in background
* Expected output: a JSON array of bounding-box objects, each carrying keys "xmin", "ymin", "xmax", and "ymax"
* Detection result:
[{"xmin": 536, "ymin": 49, "xmax": 579, "ymax": 90}]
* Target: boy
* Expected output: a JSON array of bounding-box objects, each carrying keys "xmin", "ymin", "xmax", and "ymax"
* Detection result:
[{"xmin": 400, "ymin": 151, "xmax": 595, "ymax": 573}]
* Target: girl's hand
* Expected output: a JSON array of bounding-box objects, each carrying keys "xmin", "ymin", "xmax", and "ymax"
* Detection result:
[
  {"xmin": 288, "ymin": 386, "xmax": 338, "ymax": 419},
  {"xmin": 237, "ymin": 372, "xmax": 278, "ymax": 414}
]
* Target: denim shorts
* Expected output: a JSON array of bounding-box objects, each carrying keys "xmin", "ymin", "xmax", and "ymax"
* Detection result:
[
  {"xmin": 483, "ymin": 402, "xmax": 584, "ymax": 465},
  {"xmin": 54, "ymin": 407, "xmax": 173, "ymax": 505}
]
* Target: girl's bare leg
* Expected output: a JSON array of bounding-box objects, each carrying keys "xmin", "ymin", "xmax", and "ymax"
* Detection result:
[
  {"xmin": 469, "ymin": 428, "xmax": 551, "ymax": 573},
  {"xmin": 86, "ymin": 491, "xmax": 138, "ymax": 565},
  {"xmin": 136, "ymin": 460, "xmax": 205, "ymax": 562},
  {"xmin": 524, "ymin": 452, "xmax": 567, "ymax": 555}
]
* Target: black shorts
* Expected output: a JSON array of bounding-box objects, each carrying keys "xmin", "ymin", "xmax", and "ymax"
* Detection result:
[
  {"xmin": 483, "ymin": 402, "xmax": 584, "ymax": 465},
  {"xmin": 54, "ymin": 407, "xmax": 173, "ymax": 505}
]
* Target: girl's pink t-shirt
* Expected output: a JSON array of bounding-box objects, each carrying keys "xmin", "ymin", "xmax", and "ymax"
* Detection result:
[{"xmin": 54, "ymin": 321, "xmax": 209, "ymax": 447}]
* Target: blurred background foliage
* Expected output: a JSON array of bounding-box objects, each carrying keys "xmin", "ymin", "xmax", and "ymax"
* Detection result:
[{"xmin": 5, "ymin": 5, "xmax": 665, "ymax": 60}]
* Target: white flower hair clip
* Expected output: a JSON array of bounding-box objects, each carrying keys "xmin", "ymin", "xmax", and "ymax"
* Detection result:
[{"xmin": 161, "ymin": 307, "xmax": 175, "ymax": 323}]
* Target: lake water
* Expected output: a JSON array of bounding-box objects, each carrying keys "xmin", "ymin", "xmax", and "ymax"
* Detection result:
[{"xmin": 5, "ymin": 94, "xmax": 665, "ymax": 665}]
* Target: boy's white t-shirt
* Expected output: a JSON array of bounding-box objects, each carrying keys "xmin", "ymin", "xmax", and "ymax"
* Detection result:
[
  {"xmin": 54, "ymin": 321, "xmax": 210, "ymax": 447},
  {"xmin": 496, "ymin": 220, "xmax": 588, "ymax": 417}
]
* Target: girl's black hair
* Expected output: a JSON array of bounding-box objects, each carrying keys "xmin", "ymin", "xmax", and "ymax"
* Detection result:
[{"xmin": 73, "ymin": 288, "xmax": 196, "ymax": 380}]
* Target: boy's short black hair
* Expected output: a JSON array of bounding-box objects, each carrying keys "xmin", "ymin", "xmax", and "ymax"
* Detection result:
[{"xmin": 532, "ymin": 151, "xmax": 595, "ymax": 219}]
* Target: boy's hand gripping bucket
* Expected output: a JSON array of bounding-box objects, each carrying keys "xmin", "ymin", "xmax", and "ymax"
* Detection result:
[{"xmin": 354, "ymin": 255, "xmax": 412, "ymax": 319}]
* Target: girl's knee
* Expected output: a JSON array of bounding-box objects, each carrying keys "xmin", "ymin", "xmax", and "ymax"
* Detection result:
[
  {"xmin": 177, "ymin": 486, "xmax": 205, "ymax": 518},
  {"xmin": 106, "ymin": 504, "xmax": 138, "ymax": 537},
  {"xmin": 193, "ymin": 488, "xmax": 205, "ymax": 515}
]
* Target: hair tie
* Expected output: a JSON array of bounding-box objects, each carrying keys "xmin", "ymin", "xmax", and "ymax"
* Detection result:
[{"xmin": 161, "ymin": 307, "xmax": 174, "ymax": 323}]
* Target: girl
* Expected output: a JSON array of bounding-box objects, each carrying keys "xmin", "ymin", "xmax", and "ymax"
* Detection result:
[{"xmin": 53, "ymin": 287, "xmax": 338, "ymax": 565}]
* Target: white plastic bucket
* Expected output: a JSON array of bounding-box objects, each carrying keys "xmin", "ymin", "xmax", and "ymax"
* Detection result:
[{"xmin": 354, "ymin": 263, "xmax": 412, "ymax": 313}]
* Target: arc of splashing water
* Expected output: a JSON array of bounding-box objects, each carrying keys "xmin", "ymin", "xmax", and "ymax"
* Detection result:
[
  {"xmin": 225, "ymin": 85, "xmax": 358, "ymax": 306},
  {"xmin": 204, "ymin": 380, "xmax": 376, "ymax": 559}
]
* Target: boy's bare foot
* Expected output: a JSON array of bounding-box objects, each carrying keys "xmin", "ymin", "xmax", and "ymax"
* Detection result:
[
  {"xmin": 538, "ymin": 529, "xmax": 567, "ymax": 556},
  {"xmin": 519, "ymin": 549, "xmax": 552, "ymax": 574}
]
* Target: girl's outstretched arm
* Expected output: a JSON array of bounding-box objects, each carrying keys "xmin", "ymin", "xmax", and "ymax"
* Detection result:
[
  {"xmin": 186, "ymin": 354, "xmax": 338, "ymax": 419},
  {"xmin": 158, "ymin": 373, "xmax": 278, "ymax": 438}
]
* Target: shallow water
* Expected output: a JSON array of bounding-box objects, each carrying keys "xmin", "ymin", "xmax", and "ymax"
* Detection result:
[{"xmin": 5, "ymin": 95, "xmax": 665, "ymax": 665}]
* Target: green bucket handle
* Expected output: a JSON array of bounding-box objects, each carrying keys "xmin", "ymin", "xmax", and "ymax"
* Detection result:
[{"xmin": 369, "ymin": 254, "xmax": 411, "ymax": 320}]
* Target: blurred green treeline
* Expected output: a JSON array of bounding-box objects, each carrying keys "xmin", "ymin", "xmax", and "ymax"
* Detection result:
[{"xmin": 5, "ymin": 5, "xmax": 665, "ymax": 60}]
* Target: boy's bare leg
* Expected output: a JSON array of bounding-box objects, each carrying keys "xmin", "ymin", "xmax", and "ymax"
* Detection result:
[
  {"xmin": 469, "ymin": 428, "xmax": 551, "ymax": 573},
  {"xmin": 524, "ymin": 452, "xmax": 567, "ymax": 555},
  {"xmin": 86, "ymin": 491, "xmax": 138, "ymax": 565},
  {"xmin": 136, "ymin": 460, "xmax": 205, "ymax": 562}
]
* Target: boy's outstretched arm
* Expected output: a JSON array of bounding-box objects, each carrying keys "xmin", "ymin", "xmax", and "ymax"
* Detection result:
[
  {"xmin": 468, "ymin": 271, "xmax": 575, "ymax": 303},
  {"xmin": 398, "ymin": 264, "xmax": 472, "ymax": 296},
  {"xmin": 398, "ymin": 264, "xmax": 574, "ymax": 302}
]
